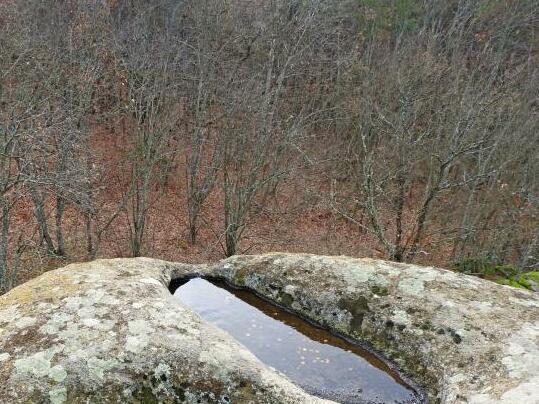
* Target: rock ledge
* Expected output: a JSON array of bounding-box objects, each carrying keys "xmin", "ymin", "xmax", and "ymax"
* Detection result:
[{"xmin": 0, "ymin": 254, "xmax": 537, "ymax": 404}]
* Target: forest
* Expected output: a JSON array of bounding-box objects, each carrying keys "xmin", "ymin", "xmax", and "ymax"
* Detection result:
[{"xmin": 0, "ymin": 0, "xmax": 537, "ymax": 293}]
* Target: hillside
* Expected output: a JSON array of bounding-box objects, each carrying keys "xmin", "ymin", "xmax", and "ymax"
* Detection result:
[{"xmin": 0, "ymin": 0, "xmax": 537, "ymax": 292}]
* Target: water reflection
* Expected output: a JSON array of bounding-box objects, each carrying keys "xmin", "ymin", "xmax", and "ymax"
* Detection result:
[{"xmin": 172, "ymin": 278, "xmax": 422, "ymax": 404}]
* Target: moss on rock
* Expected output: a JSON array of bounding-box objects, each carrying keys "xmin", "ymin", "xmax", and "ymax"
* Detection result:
[{"xmin": 215, "ymin": 253, "xmax": 539, "ymax": 404}]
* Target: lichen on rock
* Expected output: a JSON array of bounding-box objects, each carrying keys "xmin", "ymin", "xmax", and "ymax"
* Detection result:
[
  {"xmin": 212, "ymin": 253, "xmax": 539, "ymax": 404},
  {"xmin": 0, "ymin": 254, "xmax": 538, "ymax": 403},
  {"xmin": 0, "ymin": 258, "xmax": 330, "ymax": 404}
]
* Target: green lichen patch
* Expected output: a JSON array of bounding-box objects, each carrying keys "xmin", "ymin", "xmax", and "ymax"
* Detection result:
[
  {"xmin": 14, "ymin": 345, "xmax": 66, "ymax": 382},
  {"xmin": 87, "ymin": 357, "xmax": 117, "ymax": 380},
  {"xmin": 49, "ymin": 387, "xmax": 67, "ymax": 404},
  {"xmin": 454, "ymin": 258, "xmax": 539, "ymax": 292},
  {"xmin": 524, "ymin": 272, "xmax": 539, "ymax": 283},
  {"xmin": 277, "ymin": 290, "xmax": 294, "ymax": 306}
]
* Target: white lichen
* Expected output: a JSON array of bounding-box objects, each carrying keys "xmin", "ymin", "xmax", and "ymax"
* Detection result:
[
  {"xmin": 397, "ymin": 270, "xmax": 437, "ymax": 296},
  {"xmin": 87, "ymin": 357, "xmax": 117, "ymax": 380},
  {"xmin": 501, "ymin": 322, "xmax": 539, "ymax": 379},
  {"xmin": 49, "ymin": 387, "xmax": 67, "ymax": 404},
  {"xmin": 139, "ymin": 278, "xmax": 162, "ymax": 286},
  {"xmin": 14, "ymin": 345, "xmax": 66, "ymax": 382},
  {"xmin": 391, "ymin": 309, "xmax": 411, "ymax": 326},
  {"xmin": 15, "ymin": 317, "xmax": 37, "ymax": 329}
]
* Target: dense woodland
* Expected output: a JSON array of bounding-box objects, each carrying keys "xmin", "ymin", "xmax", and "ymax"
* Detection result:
[{"xmin": 0, "ymin": 0, "xmax": 537, "ymax": 292}]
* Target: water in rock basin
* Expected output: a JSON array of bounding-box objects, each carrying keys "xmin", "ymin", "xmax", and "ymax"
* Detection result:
[{"xmin": 172, "ymin": 278, "xmax": 423, "ymax": 404}]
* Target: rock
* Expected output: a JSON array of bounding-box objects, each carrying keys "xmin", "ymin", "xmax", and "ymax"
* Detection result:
[
  {"xmin": 1, "ymin": 254, "xmax": 538, "ymax": 404},
  {"xmin": 0, "ymin": 258, "xmax": 330, "ymax": 404},
  {"xmin": 213, "ymin": 253, "xmax": 539, "ymax": 404}
]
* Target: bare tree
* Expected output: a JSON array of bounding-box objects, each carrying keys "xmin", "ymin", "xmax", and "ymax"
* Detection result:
[
  {"xmin": 215, "ymin": 0, "xmax": 330, "ymax": 256},
  {"xmin": 111, "ymin": 7, "xmax": 180, "ymax": 257},
  {"xmin": 181, "ymin": 0, "xmax": 228, "ymax": 244},
  {"xmin": 19, "ymin": 2, "xmax": 97, "ymax": 258},
  {"xmin": 330, "ymin": 0, "xmax": 538, "ymax": 264}
]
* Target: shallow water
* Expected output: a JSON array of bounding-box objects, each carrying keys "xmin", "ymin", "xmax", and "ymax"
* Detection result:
[{"xmin": 172, "ymin": 278, "xmax": 422, "ymax": 404}]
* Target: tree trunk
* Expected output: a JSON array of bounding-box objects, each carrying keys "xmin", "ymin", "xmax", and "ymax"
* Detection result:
[
  {"xmin": 0, "ymin": 200, "xmax": 9, "ymax": 288},
  {"xmin": 225, "ymin": 223, "xmax": 238, "ymax": 257},
  {"xmin": 29, "ymin": 186, "xmax": 57, "ymax": 255},
  {"xmin": 55, "ymin": 195, "xmax": 66, "ymax": 257}
]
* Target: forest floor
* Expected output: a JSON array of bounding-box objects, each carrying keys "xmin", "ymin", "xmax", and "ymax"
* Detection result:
[{"xmin": 9, "ymin": 123, "xmax": 452, "ymax": 288}]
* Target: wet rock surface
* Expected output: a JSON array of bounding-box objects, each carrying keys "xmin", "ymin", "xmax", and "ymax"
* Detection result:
[
  {"xmin": 172, "ymin": 278, "xmax": 421, "ymax": 404},
  {"xmin": 0, "ymin": 253, "xmax": 538, "ymax": 403},
  {"xmin": 213, "ymin": 254, "xmax": 539, "ymax": 404}
]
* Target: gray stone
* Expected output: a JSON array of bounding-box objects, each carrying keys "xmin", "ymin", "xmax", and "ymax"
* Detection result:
[
  {"xmin": 211, "ymin": 253, "xmax": 539, "ymax": 404},
  {"xmin": 0, "ymin": 253, "xmax": 537, "ymax": 403},
  {"xmin": 0, "ymin": 258, "xmax": 329, "ymax": 403}
]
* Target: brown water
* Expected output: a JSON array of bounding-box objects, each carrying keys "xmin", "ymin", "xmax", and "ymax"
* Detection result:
[{"xmin": 171, "ymin": 278, "xmax": 424, "ymax": 404}]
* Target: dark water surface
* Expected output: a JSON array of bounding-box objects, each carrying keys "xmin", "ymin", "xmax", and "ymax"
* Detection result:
[{"xmin": 172, "ymin": 278, "xmax": 423, "ymax": 404}]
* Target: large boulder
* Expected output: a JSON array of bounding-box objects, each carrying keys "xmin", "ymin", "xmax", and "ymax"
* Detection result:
[
  {"xmin": 0, "ymin": 258, "xmax": 329, "ymax": 404},
  {"xmin": 0, "ymin": 253, "xmax": 538, "ymax": 403},
  {"xmin": 213, "ymin": 254, "xmax": 539, "ymax": 403}
]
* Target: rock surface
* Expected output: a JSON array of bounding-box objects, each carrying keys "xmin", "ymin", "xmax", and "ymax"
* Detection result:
[
  {"xmin": 0, "ymin": 258, "xmax": 330, "ymax": 404},
  {"xmin": 0, "ymin": 253, "xmax": 538, "ymax": 403},
  {"xmin": 212, "ymin": 254, "xmax": 539, "ymax": 404}
]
